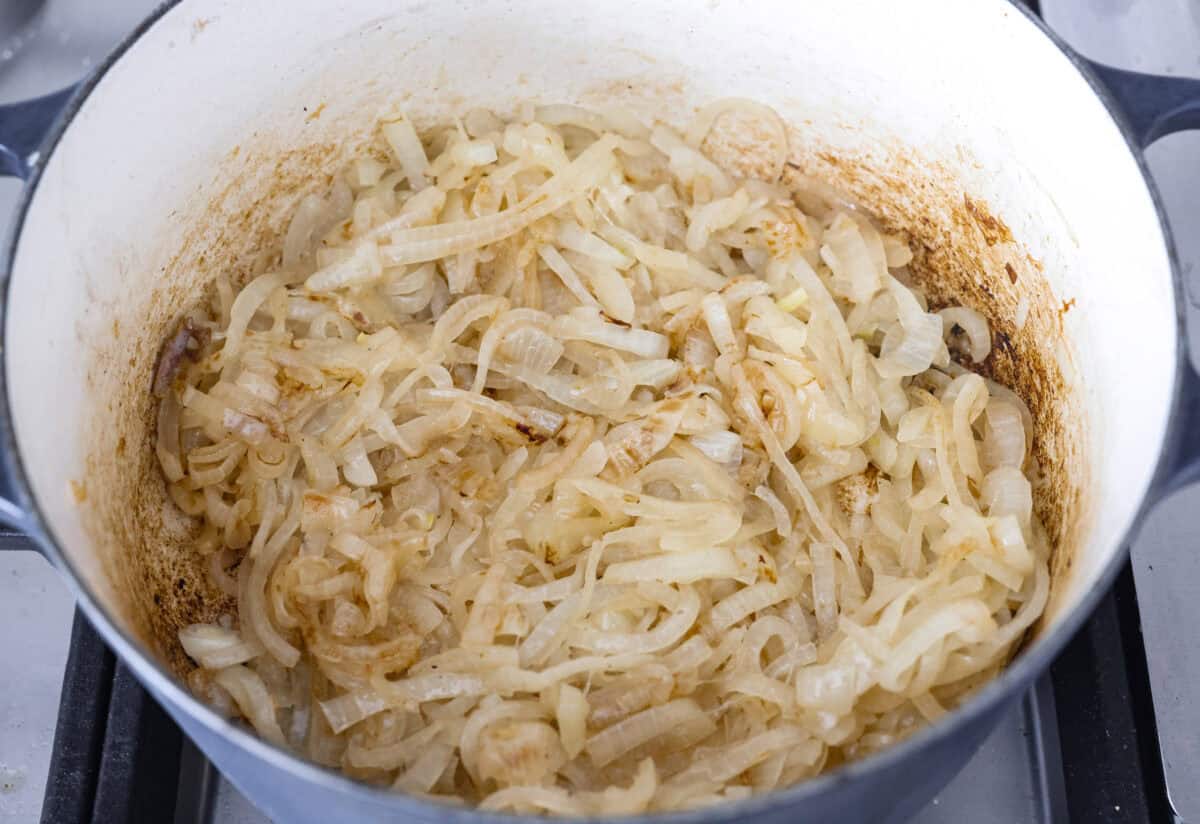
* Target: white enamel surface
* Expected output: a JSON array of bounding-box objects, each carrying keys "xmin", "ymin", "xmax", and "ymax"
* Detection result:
[{"xmin": 0, "ymin": 0, "xmax": 1178, "ymax": 794}]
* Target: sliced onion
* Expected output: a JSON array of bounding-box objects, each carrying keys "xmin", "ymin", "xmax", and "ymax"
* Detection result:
[
  {"xmin": 381, "ymin": 112, "xmax": 430, "ymax": 190},
  {"xmin": 466, "ymin": 307, "xmax": 548, "ymax": 392},
  {"xmin": 502, "ymin": 326, "xmax": 565, "ymax": 374},
  {"xmin": 744, "ymin": 295, "xmax": 808, "ymax": 357},
  {"xmin": 983, "ymin": 399, "xmax": 1027, "ymax": 470},
  {"xmin": 690, "ymin": 430, "xmax": 742, "ymax": 467},
  {"xmin": 811, "ymin": 541, "xmax": 838, "ymax": 639},
  {"xmin": 156, "ymin": 392, "xmax": 185, "ymax": 482},
  {"xmin": 878, "ymin": 601, "xmax": 996, "ymax": 691},
  {"xmin": 718, "ymin": 672, "xmax": 794, "ymax": 710},
  {"xmin": 981, "ymin": 465, "xmax": 1034, "ymax": 525},
  {"xmin": 375, "ymin": 136, "xmax": 618, "ymax": 264},
  {"xmin": 939, "ymin": 306, "xmax": 991, "ymax": 364},
  {"xmin": 213, "ymin": 665, "xmax": 287, "ymax": 746},
  {"xmin": 989, "ymin": 514, "xmax": 1034, "ymax": 574},
  {"xmin": 457, "ymin": 698, "xmax": 545, "ymax": 783},
  {"xmin": 754, "ymin": 485, "xmax": 792, "ymax": 537},
  {"xmin": 339, "ymin": 437, "xmax": 377, "ymax": 487},
  {"xmin": 667, "ymin": 726, "xmax": 807, "ymax": 787},
  {"xmin": 558, "ymin": 220, "xmax": 633, "ymax": 268},
  {"xmin": 283, "ymin": 193, "xmax": 332, "ymax": 268},
  {"xmin": 878, "ymin": 311, "xmax": 944, "ymax": 378},
  {"xmin": 538, "ymin": 244, "xmax": 602, "ymax": 308},
  {"xmin": 686, "ymin": 189, "xmax": 750, "ymax": 253},
  {"xmin": 480, "ymin": 787, "xmax": 577, "ymax": 815},
  {"xmin": 820, "ymin": 213, "xmax": 881, "ymax": 303},
  {"xmin": 179, "ymin": 625, "xmax": 263, "ymax": 670},
  {"xmin": 305, "ymin": 242, "xmax": 383, "ymax": 291},
  {"xmin": 664, "ymin": 635, "xmax": 713, "ymax": 673},
  {"xmin": 711, "ymin": 576, "xmax": 801, "ymax": 632},
  {"xmin": 319, "ymin": 690, "xmax": 389, "ymax": 734},
  {"xmin": 948, "ymin": 372, "xmax": 987, "ymax": 482},
  {"xmin": 394, "ymin": 740, "xmax": 455, "ymax": 794},
  {"xmin": 221, "ymin": 271, "xmax": 289, "ymax": 365},
  {"xmin": 685, "ymin": 97, "xmax": 789, "ymax": 181},
  {"xmin": 604, "ymin": 548, "xmax": 739, "ymax": 585},
  {"xmin": 377, "ymin": 672, "xmax": 489, "ymax": 706},
  {"xmin": 556, "ymin": 684, "xmax": 589, "ymax": 759},
  {"xmin": 597, "ymin": 223, "xmax": 727, "ymax": 290},
  {"xmin": 570, "ymin": 253, "xmax": 635, "ymax": 324},
  {"xmin": 701, "ymin": 293, "xmax": 738, "ymax": 356},
  {"xmin": 584, "ymin": 698, "xmax": 713, "ymax": 767},
  {"xmin": 519, "ymin": 590, "xmax": 586, "ymax": 667},
  {"xmin": 555, "ymin": 307, "xmax": 668, "ymax": 357}
]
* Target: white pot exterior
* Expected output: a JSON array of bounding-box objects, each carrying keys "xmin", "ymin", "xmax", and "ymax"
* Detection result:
[{"xmin": 1, "ymin": 0, "xmax": 1180, "ymax": 820}]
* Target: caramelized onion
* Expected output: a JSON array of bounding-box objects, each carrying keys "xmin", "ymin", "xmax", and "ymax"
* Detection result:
[{"xmin": 163, "ymin": 101, "xmax": 1049, "ymax": 812}]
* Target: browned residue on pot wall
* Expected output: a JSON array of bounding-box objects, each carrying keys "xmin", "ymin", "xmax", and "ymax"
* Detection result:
[
  {"xmin": 784, "ymin": 138, "xmax": 1087, "ymax": 639},
  {"xmin": 77, "ymin": 134, "xmax": 371, "ymax": 673}
]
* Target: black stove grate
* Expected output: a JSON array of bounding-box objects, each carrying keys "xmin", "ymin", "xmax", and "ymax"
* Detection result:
[
  {"xmin": 40, "ymin": 612, "xmax": 186, "ymax": 824},
  {"xmin": 1049, "ymin": 566, "xmax": 1171, "ymax": 823}
]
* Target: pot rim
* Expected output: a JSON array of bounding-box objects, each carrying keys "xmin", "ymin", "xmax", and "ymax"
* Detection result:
[{"xmin": 0, "ymin": 1, "xmax": 1185, "ymax": 820}]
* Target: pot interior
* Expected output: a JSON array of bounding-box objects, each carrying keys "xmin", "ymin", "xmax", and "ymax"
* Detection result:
[{"xmin": 4, "ymin": 0, "xmax": 1176, "ymax": 761}]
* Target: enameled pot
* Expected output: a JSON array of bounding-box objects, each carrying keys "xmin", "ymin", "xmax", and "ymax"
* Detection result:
[{"xmin": 3, "ymin": 1, "xmax": 1200, "ymax": 821}]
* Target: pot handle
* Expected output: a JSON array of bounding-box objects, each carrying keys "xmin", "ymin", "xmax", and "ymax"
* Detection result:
[
  {"xmin": 1085, "ymin": 60, "xmax": 1200, "ymax": 149},
  {"xmin": 1154, "ymin": 366, "xmax": 1200, "ymax": 501},
  {"xmin": 1085, "ymin": 58, "xmax": 1200, "ymax": 500},
  {"xmin": 0, "ymin": 85, "xmax": 76, "ymax": 549},
  {"xmin": 0, "ymin": 85, "xmax": 75, "ymax": 180}
]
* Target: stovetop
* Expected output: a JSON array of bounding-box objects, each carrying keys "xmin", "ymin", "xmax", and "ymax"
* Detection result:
[{"xmin": 3, "ymin": 1, "xmax": 1198, "ymax": 822}]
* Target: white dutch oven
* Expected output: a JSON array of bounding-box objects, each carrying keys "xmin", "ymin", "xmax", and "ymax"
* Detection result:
[{"xmin": 2, "ymin": 1, "xmax": 1198, "ymax": 821}]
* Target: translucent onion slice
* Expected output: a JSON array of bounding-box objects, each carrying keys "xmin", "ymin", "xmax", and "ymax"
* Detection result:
[
  {"xmin": 381, "ymin": 112, "xmax": 430, "ymax": 190},
  {"xmin": 584, "ymin": 698, "xmax": 713, "ymax": 767},
  {"xmin": 179, "ymin": 625, "xmax": 263, "ymax": 670},
  {"xmin": 374, "ymin": 136, "xmax": 618, "ymax": 265},
  {"xmin": 213, "ymin": 665, "xmax": 287, "ymax": 746},
  {"xmin": 603, "ymin": 548, "xmax": 739, "ymax": 585},
  {"xmin": 571, "ymin": 588, "xmax": 700, "ymax": 656},
  {"xmin": 939, "ymin": 306, "xmax": 992, "ymax": 364},
  {"xmin": 556, "ymin": 684, "xmax": 589, "ymax": 759},
  {"xmin": 711, "ymin": 576, "xmax": 801, "ymax": 632}
]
